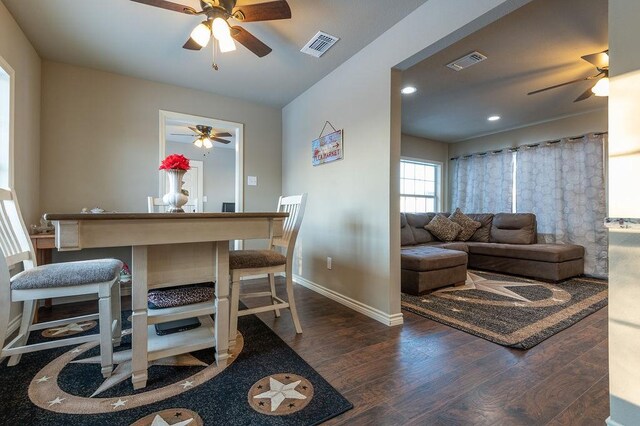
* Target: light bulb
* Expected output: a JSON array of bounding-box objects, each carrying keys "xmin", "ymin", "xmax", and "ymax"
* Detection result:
[
  {"xmin": 592, "ymin": 77, "xmax": 609, "ymax": 97},
  {"xmin": 194, "ymin": 138, "xmax": 204, "ymax": 148},
  {"xmin": 211, "ymin": 18, "xmax": 231, "ymax": 41},
  {"xmin": 190, "ymin": 22, "xmax": 211, "ymax": 48},
  {"xmin": 219, "ymin": 36, "xmax": 237, "ymax": 53},
  {"xmin": 203, "ymin": 138, "xmax": 213, "ymax": 149}
]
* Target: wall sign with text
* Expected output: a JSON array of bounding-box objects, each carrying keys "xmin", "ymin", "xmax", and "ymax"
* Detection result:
[{"xmin": 312, "ymin": 129, "xmax": 343, "ymax": 166}]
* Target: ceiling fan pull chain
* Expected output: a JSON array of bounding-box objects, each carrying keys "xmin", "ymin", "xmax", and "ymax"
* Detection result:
[{"xmin": 212, "ymin": 36, "xmax": 219, "ymax": 71}]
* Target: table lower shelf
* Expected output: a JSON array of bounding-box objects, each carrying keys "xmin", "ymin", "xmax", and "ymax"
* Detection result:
[{"xmin": 147, "ymin": 315, "xmax": 215, "ymax": 362}]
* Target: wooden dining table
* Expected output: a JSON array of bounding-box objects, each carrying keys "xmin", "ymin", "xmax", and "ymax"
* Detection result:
[{"xmin": 44, "ymin": 212, "xmax": 287, "ymax": 389}]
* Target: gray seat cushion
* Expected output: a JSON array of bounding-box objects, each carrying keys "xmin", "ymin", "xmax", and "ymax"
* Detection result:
[
  {"xmin": 11, "ymin": 259, "xmax": 123, "ymax": 290},
  {"xmin": 466, "ymin": 242, "xmax": 584, "ymax": 263},
  {"xmin": 422, "ymin": 241, "xmax": 469, "ymax": 253},
  {"xmin": 229, "ymin": 250, "xmax": 286, "ymax": 270},
  {"xmin": 401, "ymin": 245, "xmax": 467, "ymax": 271}
]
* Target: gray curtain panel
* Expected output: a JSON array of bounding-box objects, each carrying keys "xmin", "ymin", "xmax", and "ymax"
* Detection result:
[
  {"xmin": 450, "ymin": 151, "xmax": 514, "ymax": 214},
  {"xmin": 516, "ymin": 134, "xmax": 608, "ymax": 277}
]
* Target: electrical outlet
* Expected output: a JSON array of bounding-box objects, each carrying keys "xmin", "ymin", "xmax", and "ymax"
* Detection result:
[
  {"xmin": 327, "ymin": 257, "xmax": 332, "ymax": 270},
  {"xmin": 247, "ymin": 176, "xmax": 258, "ymax": 186}
]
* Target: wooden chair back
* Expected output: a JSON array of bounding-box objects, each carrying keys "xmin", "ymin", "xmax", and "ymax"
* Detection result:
[
  {"xmin": 147, "ymin": 196, "xmax": 199, "ymax": 213},
  {"xmin": 0, "ymin": 188, "xmax": 36, "ymax": 301},
  {"xmin": 270, "ymin": 194, "xmax": 307, "ymax": 260}
]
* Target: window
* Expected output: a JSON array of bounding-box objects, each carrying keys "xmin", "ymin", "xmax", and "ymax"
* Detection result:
[
  {"xmin": 400, "ymin": 158, "xmax": 442, "ymax": 213},
  {"xmin": 0, "ymin": 58, "xmax": 11, "ymax": 188}
]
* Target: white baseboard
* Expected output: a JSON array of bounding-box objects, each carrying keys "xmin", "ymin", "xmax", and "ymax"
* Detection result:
[
  {"xmin": 293, "ymin": 274, "xmax": 403, "ymax": 327},
  {"xmin": 606, "ymin": 417, "xmax": 624, "ymax": 426}
]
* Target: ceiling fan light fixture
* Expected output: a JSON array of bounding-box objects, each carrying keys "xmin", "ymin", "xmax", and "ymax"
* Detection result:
[
  {"xmin": 190, "ymin": 22, "xmax": 212, "ymax": 48},
  {"xmin": 203, "ymin": 138, "xmax": 214, "ymax": 149},
  {"xmin": 211, "ymin": 17, "xmax": 231, "ymax": 41},
  {"xmin": 194, "ymin": 137, "xmax": 204, "ymax": 148},
  {"xmin": 218, "ymin": 36, "xmax": 237, "ymax": 53},
  {"xmin": 592, "ymin": 77, "xmax": 609, "ymax": 97}
]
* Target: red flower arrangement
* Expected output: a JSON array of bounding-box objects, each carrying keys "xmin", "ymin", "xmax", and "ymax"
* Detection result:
[{"xmin": 159, "ymin": 154, "xmax": 190, "ymax": 171}]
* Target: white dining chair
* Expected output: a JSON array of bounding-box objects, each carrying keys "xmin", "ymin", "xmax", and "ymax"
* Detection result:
[
  {"xmin": 0, "ymin": 188, "xmax": 122, "ymax": 377},
  {"xmin": 147, "ymin": 196, "xmax": 198, "ymax": 213},
  {"xmin": 228, "ymin": 194, "xmax": 307, "ymax": 344}
]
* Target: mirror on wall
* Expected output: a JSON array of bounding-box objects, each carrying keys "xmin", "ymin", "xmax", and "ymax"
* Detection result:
[{"xmin": 159, "ymin": 111, "xmax": 243, "ymax": 214}]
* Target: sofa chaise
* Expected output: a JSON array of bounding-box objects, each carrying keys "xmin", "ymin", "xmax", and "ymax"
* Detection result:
[{"xmin": 401, "ymin": 212, "xmax": 584, "ymax": 295}]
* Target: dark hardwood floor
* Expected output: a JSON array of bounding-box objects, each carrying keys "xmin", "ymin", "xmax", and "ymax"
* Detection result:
[{"xmin": 38, "ymin": 277, "xmax": 609, "ymax": 425}]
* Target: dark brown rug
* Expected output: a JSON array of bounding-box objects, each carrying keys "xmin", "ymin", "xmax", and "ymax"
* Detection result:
[{"xmin": 401, "ymin": 271, "xmax": 607, "ymax": 349}]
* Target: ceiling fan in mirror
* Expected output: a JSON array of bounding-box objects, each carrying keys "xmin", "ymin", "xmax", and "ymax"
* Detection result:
[
  {"xmin": 130, "ymin": 0, "xmax": 291, "ymax": 70},
  {"xmin": 171, "ymin": 125, "xmax": 232, "ymax": 149},
  {"xmin": 527, "ymin": 50, "xmax": 609, "ymax": 102}
]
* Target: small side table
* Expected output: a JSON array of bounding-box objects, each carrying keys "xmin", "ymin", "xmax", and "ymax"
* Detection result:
[{"xmin": 29, "ymin": 233, "xmax": 55, "ymax": 320}]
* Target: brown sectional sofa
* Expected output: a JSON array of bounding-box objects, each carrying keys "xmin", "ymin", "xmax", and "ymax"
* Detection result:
[{"xmin": 400, "ymin": 212, "xmax": 584, "ymax": 295}]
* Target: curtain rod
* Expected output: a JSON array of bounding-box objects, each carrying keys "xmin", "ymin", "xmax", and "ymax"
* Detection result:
[{"xmin": 449, "ymin": 131, "xmax": 608, "ymax": 161}]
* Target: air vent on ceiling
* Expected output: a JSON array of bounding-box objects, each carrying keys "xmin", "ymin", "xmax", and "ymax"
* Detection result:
[
  {"xmin": 301, "ymin": 31, "xmax": 340, "ymax": 58},
  {"xmin": 446, "ymin": 51, "xmax": 487, "ymax": 71}
]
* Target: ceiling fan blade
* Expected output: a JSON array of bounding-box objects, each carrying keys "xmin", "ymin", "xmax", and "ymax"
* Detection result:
[
  {"xmin": 232, "ymin": 1, "xmax": 291, "ymax": 22},
  {"xmin": 527, "ymin": 73, "xmax": 602, "ymax": 95},
  {"xmin": 574, "ymin": 82, "xmax": 597, "ymax": 102},
  {"xmin": 171, "ymin": 133, "xmax": 198, "ymax": 136},
  {"xmin": 130, "ymin": 0, "xmax": 198, "ymax": 15},
  {"xmin": 581, "ymin": 50, "xmax": 609, "ymax": 69},
  {"xmin": 231, "ymin": 26, "xmax": 272, "ymax": 57},
  {"xmin": 183, "ymin": 37, "xmax": 203, "ymax": 50},
  {"xmin": 211, "ymin": 137, "xmax": 232, "ymax": 144},
  {"xmin": 214, "ymin": 132, "xmax": 233, "ymax": 137},
  {"xmin": 189, "ymin": 126, "xmax": 204, "ymax": 135}
]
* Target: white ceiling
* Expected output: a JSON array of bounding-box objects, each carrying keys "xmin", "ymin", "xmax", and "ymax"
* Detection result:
[
  {"xmin": 3, "ymin": 0, "xmax": 428, "ymax": 107},
  {"xmin": 401, "ymin": 0, "xmax": 608, "ymax": 142}
]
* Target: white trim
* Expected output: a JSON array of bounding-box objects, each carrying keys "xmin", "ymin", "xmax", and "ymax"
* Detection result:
[
  {"xmin": 293, "ymin": 274, "xmax": 404, "ymax": 327},
  {"xmin": 0, "ymin": 55, "xmax": 15, "ymax": 188},
  {"xmin": 606, "ymin": 417, "xmax": 624, "ymax": 426},
  {"xmin": 400, "ymin": 157, "xmax": 443, "ymax": 212},
  {"xmin": 159, "ymin": 110, "xmax": 244, "ymax": 249}
]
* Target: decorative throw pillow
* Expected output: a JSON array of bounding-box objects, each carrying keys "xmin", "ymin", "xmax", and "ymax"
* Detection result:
[
  {"xmin": 449, "ymin": 208, "xmax": 482, "ymax": 241},
  {"xmin": 425, "ymin": 214, "xmax": 462, "ymax": 242},
  {"xmin": 148, "ymin": 283, "xmax": 214, "ymax": 309}
]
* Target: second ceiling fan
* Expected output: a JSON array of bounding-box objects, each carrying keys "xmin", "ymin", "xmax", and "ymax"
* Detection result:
[
  {"xmin": 527, "ymin": 50, "xmax": 609, "ymax": 102},
  {"xmin": 172, "ymin": 125, "xmax": 232, "ymax": 149},
  {"xmin": 131, "ymin": 0, "xmax": 291, "ymax": 68}
]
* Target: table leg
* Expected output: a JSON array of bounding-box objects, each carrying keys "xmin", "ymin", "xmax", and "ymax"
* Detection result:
[
  {"xmin": 214, "ymin": 241, "xmax": 229, "ymax": 365},
  {"xmin": 131, "ymin": 246, "xmax": 149, "ymax": 390}
]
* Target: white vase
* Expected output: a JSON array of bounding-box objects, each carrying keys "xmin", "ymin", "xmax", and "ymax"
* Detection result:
[{"xmin": 162, "ymin": 169, "xmax": 189, "ymax": 213}]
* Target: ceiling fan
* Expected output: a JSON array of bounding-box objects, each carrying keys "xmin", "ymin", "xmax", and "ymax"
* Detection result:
[
  {"xmin": 130, "ymin": 0, "xmax": 291, "ymax": 68},
  {"xmin": 527, "ymin": 50, "xmax": 609, "ymax": 102},
  {"xmin": 171, "ymin": 125, "xmax": 233, "ymax": 148}
]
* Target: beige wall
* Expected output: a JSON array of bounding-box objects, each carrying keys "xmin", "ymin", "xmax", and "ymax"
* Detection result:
[
  {"xmin": 282, "ymin": 0, "xmax": 522, "ymax": 322},
  {"xmin": 0, "ymin": 1, "xmax": 41, "ymax": 225},
  {"xmin": 40, "ymin": 60, "xmax": 281, "ymax": 216},
  {"xmin": 0, "ymin": 0, "xmax": 41, "ymax": 333},
  {"xmin": 607, "ymin": 1, "xmax": 640, "ymax": 424},
  {"xmin": 448, "ymin": 109, "xmax": 608, "ymax": 157},
  {"xmin": 401, "ymin": 133, "xmax": 449, "ymax": 210}
]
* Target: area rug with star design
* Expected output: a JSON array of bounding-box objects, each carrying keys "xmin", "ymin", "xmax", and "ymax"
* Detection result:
[
  {"xmin": 401, "ymin": 271, "xmax": 607, "ymax": 349},
  {"xmin": 0, "ymin": 310, "xmax": 352, "ymax": 425}
]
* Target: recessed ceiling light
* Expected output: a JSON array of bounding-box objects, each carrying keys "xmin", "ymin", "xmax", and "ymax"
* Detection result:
[
  {"xmin": 487, "ymin": 115, "xmax": 501, "ymax": 121},
  {"xmin": 401, "ymin": 86, "xmax": 417, "ymax": 95}
]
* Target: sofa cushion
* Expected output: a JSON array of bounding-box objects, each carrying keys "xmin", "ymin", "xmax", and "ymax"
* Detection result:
[
  {"xmin": 490, "ymin": 213, "xmax": 536, "ymax": 245},
  {"xmin": 401, "ymin": 245, "xmax": 467, "ymax": 271},
  {"xmin": 449, "ymin": 208, "xmax": 481, "ymax": 241},
  {"xmin": 422, "ymin": 242, "xmax": 469, "ymax": 253},
  {"xmin": 467, "ymin": 214, "xmax": 494, "ymax": 242},
  {"xmin": 466, "ymin": 242, "xmax": 584, "ymax": 263},
  {"xmin": 425, "ymin": 215, "xmax": 462, "ymax": 242},
  {"xmin": 405, "ymin": 213, "xmax": 437, "ymax": 244},
  {"xmin": 401, "ymin": 215, "xmax": 417, "ymax": 246}
]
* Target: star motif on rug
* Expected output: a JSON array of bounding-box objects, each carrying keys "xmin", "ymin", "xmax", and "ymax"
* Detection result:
[
  {"xmin": 47, "ymin": 322, "xmax": 93, "ymax": 336},
  {"xmin": 111, "ymin": 398, "xmax": 127, "ymax": 409},
  {"xmin": 47, "ymin": 397, "xmax": 65, "ymax": 406},
  {"xmin": 180, "ymin": 380, "xmax": 194, "ymax": 389},
  {"xmin": 72, "ymin": 350, "xmax": 208, "ymax": 396},
  {"xmin": 253, "ymin": 377, "xmax": 307, "ymax": 412},
  {"xmin": 36, "ymin": 376, "xmax": 50, "ymax": 383},
  {"xmin": 435, "ymin": 272, "xmax": 538, "ymax": 302},
  {"xmin": 150, "ymin": 414, "xmax": 194, "ymax": 426}
]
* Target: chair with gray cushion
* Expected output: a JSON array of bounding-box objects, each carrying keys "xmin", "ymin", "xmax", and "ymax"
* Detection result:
[
  {"xmin": 0, "ymin": 188, "xmax": 121, "ymax": 377},
  {"xmin": 228, "ymin": 194, "xmax": 307, "ymax": 346}
]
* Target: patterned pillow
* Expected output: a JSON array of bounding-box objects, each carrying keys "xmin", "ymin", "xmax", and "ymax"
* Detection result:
[
  {"xmin": 424, "ymin": 214, "xmax": 462, "ymax": 242},
  {"xmin": 148, "ymin": 283, "xmax": 214, "ymax": 309},
  {"xmin": 449, "ymin": 208, "xmax": 482, "ymax": 241}
]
